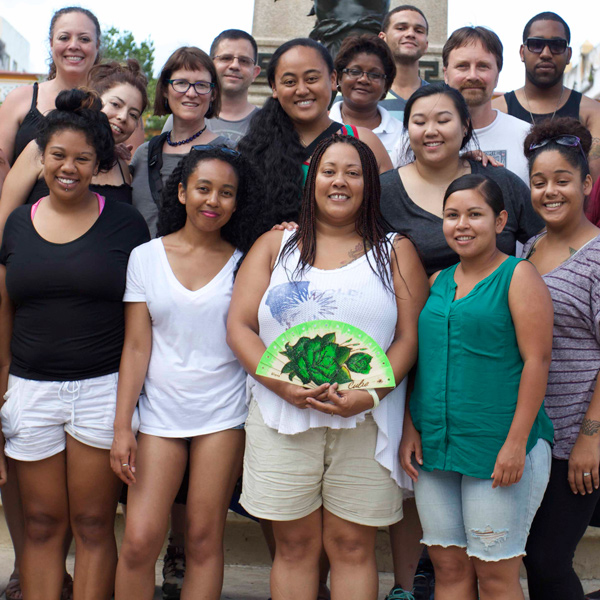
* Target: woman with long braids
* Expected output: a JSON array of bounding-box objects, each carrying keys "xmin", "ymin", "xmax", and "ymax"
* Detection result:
[
  {"xmin": 237, "ymin": 38, "xmax": 392, "ymax": 227},
  {"xmin": 0, "ymin": 88, "xmax": 149, "ymax": 600},
  {"xmin": 227, "ymin": 134, "xmax": 427, "ymax": 600},
  {"xmin": 520, "ymin": 118, "xmax": 600, "ymax": 600}
]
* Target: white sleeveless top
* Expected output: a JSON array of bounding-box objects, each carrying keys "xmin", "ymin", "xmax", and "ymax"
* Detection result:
[
  {"xmin": 251, "ymin": 229, "xmax": 411, "ymax": 489},
  {"xmin": 124, "ymin": 238, "xmax": 247, "ymax": 437}
]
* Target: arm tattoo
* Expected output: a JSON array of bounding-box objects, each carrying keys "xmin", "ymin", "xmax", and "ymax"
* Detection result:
[
  {"xmin": 580, "ymin": 418, "xmax": 600, "ymax": 436},
  {"xmin": 589, "ymin": 138, "xmax": 600, "ymax": 161}
]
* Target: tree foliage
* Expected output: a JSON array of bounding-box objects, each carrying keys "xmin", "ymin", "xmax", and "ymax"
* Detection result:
[
  {"xmin": 100, "ymin": 27, "xmax": 161, "ymax": 132},
  {"xmin": 101, "ymin": 27, "xmax": 155, "ymax": 79}
]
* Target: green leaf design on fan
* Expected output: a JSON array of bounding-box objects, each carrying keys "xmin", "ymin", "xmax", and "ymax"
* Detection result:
[
  {"xmin": 281, "ymin": 335, "xmax": 356, "ymax": 386},
  {"xmin": 346, "ymin": 352, "xmax": 372, "ymax": 374},
  {"xmin": 256, "ymin": 320, "xmax": 396, "ymax": 390}
]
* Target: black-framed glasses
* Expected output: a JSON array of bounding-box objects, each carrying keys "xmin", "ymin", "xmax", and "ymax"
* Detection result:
[
  {"xmin": 525, "ymin": 37, "xmax": 568, "ymax": 55},
  {"xmin": 213, "ymin": 54, "xmax": 255, "ymax": 68},
  {"xmin": 167, "ymin": 79, "xmax": 215, "ymax": 95},
  {"xmin": 192, "ymin": 144, "xmax": 241, "ymax": 157},
  {"xmin": 341, "ymin": 68, "xmax": 386, "ymax": 82},
  {"xmin": 529, "ymin": 135, "xmax": 588, "ymax": 162}
]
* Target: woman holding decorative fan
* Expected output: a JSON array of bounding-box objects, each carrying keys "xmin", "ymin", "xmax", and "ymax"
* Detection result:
[{"xmin": 227, "ymin": 134, "xmax": 428, "ymax": 600}]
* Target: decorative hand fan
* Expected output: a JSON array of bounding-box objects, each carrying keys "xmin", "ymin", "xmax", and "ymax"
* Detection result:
[{"xmin": 256, "ymin": 320, "xmax": 395, "ymax": 390}]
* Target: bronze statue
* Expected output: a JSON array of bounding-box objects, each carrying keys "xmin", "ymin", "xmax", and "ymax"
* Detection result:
[{"xmin": 308, "ymin": 0, "xmax": 391, "ymax": 58}]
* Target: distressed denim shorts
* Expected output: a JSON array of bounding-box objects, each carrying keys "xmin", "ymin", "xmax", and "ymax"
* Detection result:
[{"xmin": 413, "ymin": 438, "xmax": 551, "ymax": 561}]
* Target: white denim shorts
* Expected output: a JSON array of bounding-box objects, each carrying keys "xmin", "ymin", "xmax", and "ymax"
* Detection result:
[
  {"xmin": 1, "ymin": 373, "xmax": 139, "ymax": 461},
  {"xmin": 413, "ymin": 438, "xmax": 551, "ymax": 561}
]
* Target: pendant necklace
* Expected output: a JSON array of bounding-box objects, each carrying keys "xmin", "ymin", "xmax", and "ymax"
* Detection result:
[{"xmin": 523, "ymin": 86, "xmax": 564, "ymax": 124}]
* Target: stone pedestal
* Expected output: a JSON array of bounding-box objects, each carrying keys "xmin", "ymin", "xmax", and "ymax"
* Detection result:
[{"xmin": 250, "ymin": 0, "xmax": 447, "ymax": 105}]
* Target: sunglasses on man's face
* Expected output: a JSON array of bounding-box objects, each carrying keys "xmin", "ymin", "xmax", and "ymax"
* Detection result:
[{"xmin": 525, "ymin": 37, "xmax": 569, "ymax": 55}]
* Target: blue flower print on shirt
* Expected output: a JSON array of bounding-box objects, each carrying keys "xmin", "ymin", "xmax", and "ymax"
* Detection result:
[{"xmin": 266, "ymin": 281, "xmax": 337, "ymax": 328}]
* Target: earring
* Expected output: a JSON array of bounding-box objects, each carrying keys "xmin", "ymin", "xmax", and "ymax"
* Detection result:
[{"xmin": 164, "ymin": 98, "xmax": 169, "ymax": 110}]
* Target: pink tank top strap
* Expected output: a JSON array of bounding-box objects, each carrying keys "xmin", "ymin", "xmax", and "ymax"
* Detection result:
[
  {"xmin": 30, "ymin": 197, "xmax": 44, "ymax": 220},
  {"xmin": 94, "ymin": 192, "xmax": 106, "ymax": 215},
  {"xmin": 31, "ymin": 193, "xmax": 105, "ymax": 221}
]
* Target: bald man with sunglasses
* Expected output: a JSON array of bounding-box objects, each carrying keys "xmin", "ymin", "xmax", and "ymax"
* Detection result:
[{"xmin": 493, "ymin": 11, "xmax": 600, "ymax": 181}]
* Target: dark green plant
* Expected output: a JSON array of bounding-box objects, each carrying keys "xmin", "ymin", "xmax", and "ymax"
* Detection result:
[{"xmin": 281, "ymin": 332, "xmax": 372, "ymax": 386}]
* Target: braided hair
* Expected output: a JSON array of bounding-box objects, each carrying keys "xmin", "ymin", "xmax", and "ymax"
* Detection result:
[{"xmin": 281, "ymin": 134, "xmax": 398, "ymax": 294}]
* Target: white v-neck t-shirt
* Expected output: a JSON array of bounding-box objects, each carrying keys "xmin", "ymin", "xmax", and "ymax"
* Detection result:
[{"xmin": 123, "ymin": 238, "xmax": 246, "ymax": 437}]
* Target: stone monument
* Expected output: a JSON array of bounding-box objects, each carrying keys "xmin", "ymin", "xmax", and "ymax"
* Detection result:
[{"xmin": 249, "ymin": 0, "xmax": 447, "ymax": 105}]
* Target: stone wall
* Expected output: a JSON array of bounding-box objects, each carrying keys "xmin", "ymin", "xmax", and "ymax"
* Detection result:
[{"xmin": 250, "ymin": 0, "xmax": 447, "ymax": 105}]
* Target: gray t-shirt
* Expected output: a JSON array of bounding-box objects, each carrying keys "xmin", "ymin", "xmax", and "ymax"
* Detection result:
[
  {"xmin": 130, "ymin": 135, "xmax": 231, "ymax": 237},
  {"xmin": 161, "ymin": 108, "xmax": 259, "ymax": 145},
  {"xmin": 523, "ymin": 234, "xmax": 600, "ymax": 460},
  {"xmin": 379, "ymin": 160, "xmax": 544, "ymax": 276}
]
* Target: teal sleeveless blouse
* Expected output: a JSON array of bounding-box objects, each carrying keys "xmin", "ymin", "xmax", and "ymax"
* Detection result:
[{"xmin": 411, "ymin": 256, "xmax": 553, "ymax": 479}]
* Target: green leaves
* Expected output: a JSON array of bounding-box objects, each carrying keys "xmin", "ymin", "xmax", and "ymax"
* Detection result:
[
  {"xmin": 346, "ymin": 352, "xmax": 372, "ymax": 374},
  {"xmin": 280, "ymin": 332, "xmax": 372, "ymax": 386}
]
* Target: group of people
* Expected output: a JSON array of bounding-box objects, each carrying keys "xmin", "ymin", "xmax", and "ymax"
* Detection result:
[{"xmin": 0, "ymin": 4, "xmax": 598, "ymax": 600}]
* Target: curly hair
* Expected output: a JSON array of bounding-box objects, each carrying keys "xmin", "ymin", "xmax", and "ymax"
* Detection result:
[
  {"xmin": 523, "ymin": 117, "xmax": 591, "ymax": 179},
  {"xmin": 36, "ymin": 88, "xmax": 115, "ymax": 172},
  {"xmin": 157, "ymin": 147, "xmax": 268, "ymax": 254},
  {"xmin": 154, "ymin": 47, "xmax": 221, "ymax": 119},
  {"xmin": 335, "ymin": 35, "xmax": 396, "ymax": 99},
  {"xmin": 88, "ymin": 59, "xmax": 149, "ymax": 114},
  {"xmin": 237, "ymin": 38, "xmax": 335, "ymax": 227},
  {"xmin": 280, "ymin": 134, "xmax": 398, "ymax": 294},
  {"xmin": 48, "ymin": 7, "xmax": 101, "ymax": 80}
]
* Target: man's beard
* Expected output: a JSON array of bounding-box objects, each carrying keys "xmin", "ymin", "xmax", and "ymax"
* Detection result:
[{"xmin": 526, "ymin": 66, "xmax": 564, "ymax": 90}]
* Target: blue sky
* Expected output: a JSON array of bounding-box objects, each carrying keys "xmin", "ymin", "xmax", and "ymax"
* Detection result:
[{"xmin": 2, "ymin": 0, "xmax": 598, "ymax": 92}]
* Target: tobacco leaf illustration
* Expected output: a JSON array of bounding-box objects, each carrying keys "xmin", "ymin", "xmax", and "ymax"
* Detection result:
[{"xmin": 281, "ymin": 333, "xmax": 372, "ymax": 386}]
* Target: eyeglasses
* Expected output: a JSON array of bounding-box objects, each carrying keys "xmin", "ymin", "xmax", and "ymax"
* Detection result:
[
  {"xmin": 213, "ymin": 54, "xmax": 256, "ymax": 68},
  {"xmin": 192, "ymin": 145, "xmax": 241, "ymax": 157},
  {"xmin": 167, "ymin": 79, "xmax": 215, "ymax": 95},
  {"xmin": 525, "ymin": 37, "xmax": 569, "ymax": 55},
  {"xmin": 341, "ymin": 68, "xmax": 386, "ymax": 82},
  {"xmin": 529, "ymin": 135, "xmax": 588, "ymax": 162}
]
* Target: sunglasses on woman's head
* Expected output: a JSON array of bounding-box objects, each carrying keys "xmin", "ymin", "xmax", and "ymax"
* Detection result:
[
  {"xmin": 529, "ymin": 135, "xmax": 587, "ymax": 162},
  {"xmin": 192, "ymin": 145, "xmax": 241, "ymax": 157},
  {"xmin": 525, "ymin": 37, "xmax": 568, "ymax": 55}
]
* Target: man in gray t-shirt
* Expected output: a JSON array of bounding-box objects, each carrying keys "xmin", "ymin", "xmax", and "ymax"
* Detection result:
[{"xmin": 163, "ymin": 29, "xmax": 261, "ymax": 143}]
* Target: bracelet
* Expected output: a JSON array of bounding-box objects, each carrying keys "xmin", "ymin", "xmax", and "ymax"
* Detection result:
[{"xmin": 366, "ymin": 388, "xmax": 380, "ymax": 409}]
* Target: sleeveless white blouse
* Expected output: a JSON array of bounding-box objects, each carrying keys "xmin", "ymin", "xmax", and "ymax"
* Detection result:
[{"xmin": 250, "ymin": 229, "xmax": 412, "ymax": 489}]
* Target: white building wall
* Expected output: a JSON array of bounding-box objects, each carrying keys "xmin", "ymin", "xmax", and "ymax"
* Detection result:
[
  {"xmin": 565, "ymin": 42, "xmax": 600, "ymax": 100},
  {"xmin": 0, "ymin": 17, "xmax": 30, "ymax": 72}
]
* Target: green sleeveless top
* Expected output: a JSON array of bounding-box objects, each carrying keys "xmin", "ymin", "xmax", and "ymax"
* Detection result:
[{"xmin": 411, "ymin": 256, "xmax": 553, "ymax": 479}]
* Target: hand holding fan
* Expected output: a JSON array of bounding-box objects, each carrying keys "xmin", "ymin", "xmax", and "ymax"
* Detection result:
[{"xmin": 256, "ymin": 320, "xmax": 395, "ymax": 390}]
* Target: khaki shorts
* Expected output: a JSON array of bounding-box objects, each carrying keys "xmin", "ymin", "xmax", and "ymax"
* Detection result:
[{"xmin": 241, "ymin": 400, "xmax": 403, "ymax": 527}]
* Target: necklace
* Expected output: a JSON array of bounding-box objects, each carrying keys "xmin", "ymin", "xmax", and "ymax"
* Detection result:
[
  {"xmin": 166, "ymin": 124, "xmax": 207, "ymax": 147},
  {"xmin": 523, "ymin": 86, "xmax": 564, "ymax": 124}
]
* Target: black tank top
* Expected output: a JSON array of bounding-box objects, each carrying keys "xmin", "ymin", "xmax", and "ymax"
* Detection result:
[
  {"xmin": 504, "ymin": 89, "xmax": 582, "ymax": 124},
  {"xmin": 26, "ymin": 161, "xmax": 133, "ymax": 206},
  {"xmin": 13, "ymin": 83, "xmax": 45, "ymax": 163}
]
